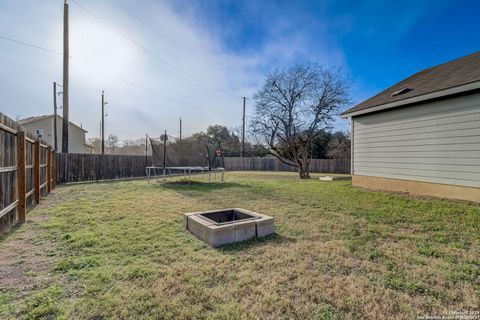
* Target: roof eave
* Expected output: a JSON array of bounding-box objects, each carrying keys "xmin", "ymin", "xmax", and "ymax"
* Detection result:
[
  {"xmin": 18, "ymin": 115, "xmax": 50, "ymax": 125},
  {"xmin": 341, "ymin": 80, "xmax": 480, "ymax": 118},
  {"xmin": 53, "ymin": 115, "xmax": 88, "ymax": 132},
  {"xmin": 20, "ymin": 114, "xmax": 88, "ymax": 132}
]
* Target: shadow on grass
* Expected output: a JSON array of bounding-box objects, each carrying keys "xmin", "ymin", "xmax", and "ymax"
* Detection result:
[
  {"xmin": 156, "ymin": 180, "xmax": 249, "ymax": 193},
  {"xmin": 217, "ymin": 233, "xmax": 295, "ymax": 253}
]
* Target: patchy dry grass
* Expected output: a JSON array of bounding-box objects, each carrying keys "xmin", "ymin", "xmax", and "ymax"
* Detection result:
[{"xmin": 0, "ymin": 172, "xmax": 478, "ymax": 319}]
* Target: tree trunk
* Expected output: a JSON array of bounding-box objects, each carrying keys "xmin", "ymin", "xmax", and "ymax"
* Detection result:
[
  {"xmin": 297, "ymin": 160, "xmax": 311, "ymax": 179},
  {"xmin": 298, "ymin": 169, "xmax": 310, "ymax": 179}
]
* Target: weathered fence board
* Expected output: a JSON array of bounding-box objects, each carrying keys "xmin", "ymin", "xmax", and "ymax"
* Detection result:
[
  {"xmin": 0, "ymin": 112, "xmax": 55, "ymax": 236},
  {"xmin": 56, "ymin": 153, "xmax": 153, "ymax": 183},
  {"xmin": 219, "ymin": 157, "xmax": 351, "ymax": 174},
  {"xmin": 25, "ymin": 139, "xmax": 35, "ymax": 211},
  {"xmin": 55, "ymin": 154, "xmax": 350, "ymax": 184},
  {"xmin": 1, "ymin": 116, "xmax": 18, "ymax": 235}
]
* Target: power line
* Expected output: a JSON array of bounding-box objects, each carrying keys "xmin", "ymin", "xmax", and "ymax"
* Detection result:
[
  {"xmin": 114, "ymin": 76, "xmax": 242, "ymax": 117},
  {"xmin": 77, "ymin": 115, "xmax": 198, "ymax": 137},
  {"xmin": 70, "ymin": 87, "xmax": 99, "ymax": 92},
  {"xmin": 0, "ymin": 35, "xmax": 62, "ymax": 55},
  {"xmin": 70, "ymin": 0, "xmax": 239, "ymax": 98},
  {"xmin": 0, "ymin": 6, "xmax": 246, "ymax": 126},
  {"xmin": 79, "ymin": 118, "xmax": 153, "ymax": 137}
]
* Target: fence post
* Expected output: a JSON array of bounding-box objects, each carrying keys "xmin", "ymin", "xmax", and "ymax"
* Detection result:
[
  {"xmin": 16, "ymin": 131, "xmax": 26, "ymax": 223},
  {"xmin": 47, "ymin": 146, "xmax": 52, "ymax": 193},
  {"xmin": 34, "ymin": 140, "xmax": 40, "ymax": 204},
  {"xmin": 52, "ymin": 151, "xmax": 56, "ymax": 189},
  {"xmin": 64, "ymin": 153, "xmax": 68, "ymax": 184}
]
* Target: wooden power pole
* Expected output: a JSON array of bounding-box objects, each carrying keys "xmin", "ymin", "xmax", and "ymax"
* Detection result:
[
  {"xmin": 179, "ymin": 117, "xmax": 182, "ymax": 142},
  {"xmin": 241, "ymin": 97, "xmax": 247, "ymax": 157},
  {"xmin": 163, "ymin": 130, "xmax": 167, "ymax": 170},
  {"xmin": 101, "ymin": 90, "xmax": 105, "ymax": 155},
  {"xmin": 53, "ymin": 82, "xmax": 58, "ymax": 151},
  {"xmin": 145, "ymin": 134, "xmax": 148, "ymax": 167},
  {"xmin": 61, "ymin": 0, "xmax": 69, "ymax": 153}
]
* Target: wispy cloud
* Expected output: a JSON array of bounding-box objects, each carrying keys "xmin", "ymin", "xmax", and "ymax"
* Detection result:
[{"xmin": 0, "ymin": 0, "xmax": 346, "ymax": 138}]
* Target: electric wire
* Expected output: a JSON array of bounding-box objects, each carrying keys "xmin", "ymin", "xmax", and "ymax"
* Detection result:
[
  {"xmin": 114, "ymin": 76, "xmax": 242, "ymax": 117},
  {"xmin": 70, "ymin": 0, "xmax": 240, "ymax": 98},
  {"xmin": 0, "ymin": 35, "xmax": 63, "ymax": 55}
]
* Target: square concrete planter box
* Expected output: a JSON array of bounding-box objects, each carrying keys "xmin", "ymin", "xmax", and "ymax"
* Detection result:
[{"xmin": 184, "ymin": 208, "xmax": 275, "ymax": 247}]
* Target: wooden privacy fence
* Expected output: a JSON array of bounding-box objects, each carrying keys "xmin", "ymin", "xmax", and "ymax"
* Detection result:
[
  {"xmin": 55, "ymin": 155, "xmax": 350, "ymax": 184},
  {"xmin": 220, "ymin": 157, "xmax": 351, "ymax": 174},
  {"xmin": 56, "ymin": 153, "xmax": 152, "ymax": 183},
  {"xmin": 0, "ymin": 113, "xmax": 56, "ymax": 236}
]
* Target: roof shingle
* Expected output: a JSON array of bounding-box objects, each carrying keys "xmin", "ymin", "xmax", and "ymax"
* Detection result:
[{"xmin": 342, "ymin": 51, "xmax": 480, "ymax": 116}]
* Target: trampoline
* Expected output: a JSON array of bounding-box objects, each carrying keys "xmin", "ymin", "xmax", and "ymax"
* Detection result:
[
  {"xmin": 146, "ymin": 136, "xmax": 225, "ymax": 183},
  {"xmin": 145, "ymin": 166, "xmax": 224, "ymax": 183}
]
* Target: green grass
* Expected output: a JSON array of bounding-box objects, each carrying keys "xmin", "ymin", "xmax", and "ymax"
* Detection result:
[{"xmin": 0, "ymin": 172, "xmax": 478, "ymax": 319}]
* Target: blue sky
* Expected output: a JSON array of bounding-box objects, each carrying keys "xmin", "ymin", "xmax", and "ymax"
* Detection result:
[
  {"xmin": 0, "ymin": 0, "xmax": 479, "ymax": 139},
  {"xmin": 193, "ymin": 0, "xmax": 480, "ymax": 101}
]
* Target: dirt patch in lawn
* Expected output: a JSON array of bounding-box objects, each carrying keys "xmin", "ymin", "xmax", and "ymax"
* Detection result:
[
  {"xmin": 0, "ymin": 217, "xmax": 53, "ymax": 289},
  {"xmin": 0, "ymin": 191, "xmax": 67, "ymax": 319}
]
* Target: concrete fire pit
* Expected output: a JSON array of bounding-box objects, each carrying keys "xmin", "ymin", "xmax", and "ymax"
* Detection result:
[{"xmin": 184, "ymin": 208, "xmax": 275, "ymax": 247}]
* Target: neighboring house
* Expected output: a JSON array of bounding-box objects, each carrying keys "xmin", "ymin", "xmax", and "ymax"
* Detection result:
[
  {"xmin": 18, "ymin": 115, "xmax": 89, "ymax": 154},
  {"xmin": 341, "ymin": 51, "xmax": 480, "ymax": 202}
]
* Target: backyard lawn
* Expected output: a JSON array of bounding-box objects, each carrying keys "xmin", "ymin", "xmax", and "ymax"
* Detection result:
[{"xmin": 0, "ymin": 172, "xmax": 478, "ymax": 319}]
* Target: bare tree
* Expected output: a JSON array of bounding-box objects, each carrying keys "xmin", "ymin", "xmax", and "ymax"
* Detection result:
[
  {"xmin": 118, "ymin": 138, "xmax": 146, "ymax": 155},
  {"xmin": 251, "ymin": 63, "xmax": 349, "ymax": 178},
  {"xmin": 107, "ymin": 134, "xmax": 119, "ymax": 154},
  {"xmin": 87, "ymin": 137, "xmax": 101, "ymax": 154}
]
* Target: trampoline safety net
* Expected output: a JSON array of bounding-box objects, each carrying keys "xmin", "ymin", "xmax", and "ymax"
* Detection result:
[{"xmin": 149, "ymin": 137, "xmax": 221, "ymax": 168}]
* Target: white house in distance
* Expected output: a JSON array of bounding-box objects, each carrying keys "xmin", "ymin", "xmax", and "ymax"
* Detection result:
[
  {"xmin": 18, "ymin": 115, "xmax": 93, "ymax": 154},
  {"xmin": 341, "ymin": 51, "xmax": 480, "ymax": 202}
]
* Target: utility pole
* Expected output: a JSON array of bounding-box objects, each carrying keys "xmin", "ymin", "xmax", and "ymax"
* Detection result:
[
  {"xmin": 61, "ymin": 0, "xmax": 69, "ymax": 153},
  {"xmin": 179, "ymin": 117, "xmax": 182, "ymax": 142},
  {"xmin": 101, "ymin": 90, "xmax": 105, "ymax": 155},
  {"xmin": 145, "ymin": 134, "xmax": 148, "ymax": 167},
  {"xmin": 53, "ymin": 82, "xmax": 58, "ymax": 151},
  {"xmin": 241, "ymin": 97, "xmax": 247, "ymax": 157},
  {"xmin": 163, "ymin": 130, "xmax": 167, "ymax": 170}
]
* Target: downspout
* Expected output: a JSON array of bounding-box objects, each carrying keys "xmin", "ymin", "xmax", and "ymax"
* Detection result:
[{"xmin": 350, "ymin": 117, "xmax": 354, "ymax": 175}]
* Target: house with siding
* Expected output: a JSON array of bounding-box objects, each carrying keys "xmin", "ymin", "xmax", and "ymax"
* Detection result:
[
  {"xmin": 18, "ymin": 115, "xmax": 92, "ymax": 154},
  {"xmin": 341, "ymin": 51, "xmax": 480, "ymax": 202}
]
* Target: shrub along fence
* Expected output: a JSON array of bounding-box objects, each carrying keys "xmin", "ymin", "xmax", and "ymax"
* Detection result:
[
  {"xmin": 220, "ymin": 157, "xmax": 351, "ymax": 174},
  {"xmin": 0, "ymin": 113, "xmax": 56, "ymax": 236}
]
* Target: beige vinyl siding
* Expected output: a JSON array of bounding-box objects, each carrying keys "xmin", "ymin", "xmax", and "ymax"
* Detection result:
[{"xmin": 353, "ymin": 92, "xmax": 480, "ymax": 188}]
